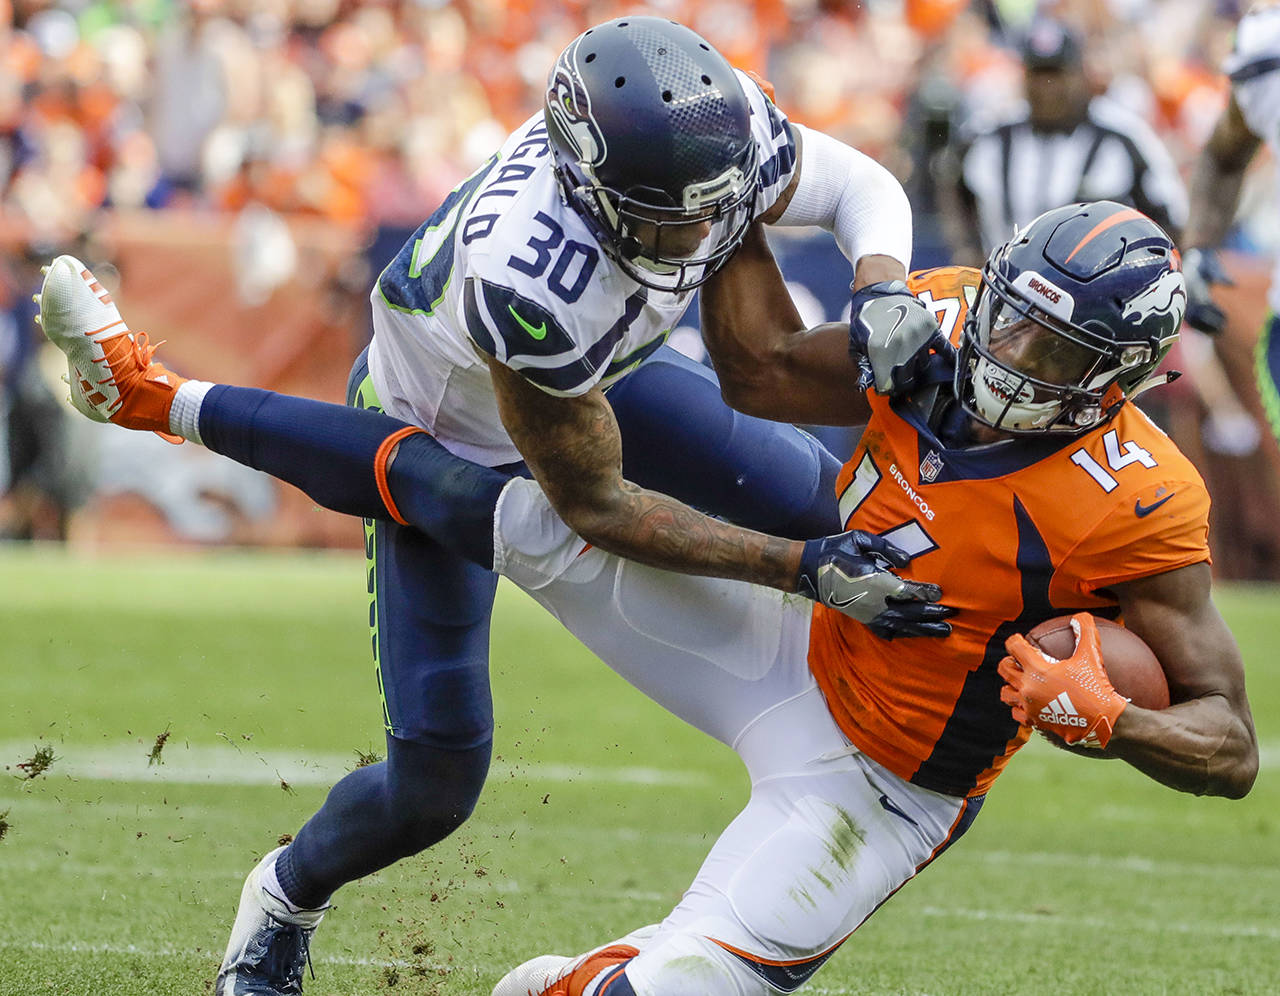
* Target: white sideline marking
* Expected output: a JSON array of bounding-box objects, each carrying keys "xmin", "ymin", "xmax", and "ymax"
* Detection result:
[
  {"xmin": 6, "ymin": 738, "xmax": 1274, "ymax": 787},
  {"xmin": 0, "ymin": 740, "xmax": 714, "ymax": 788},
  {"xmin": 0, "ymin": 942, "xmax": 868, "ymax": 994},
  {"xmin": 0, "ymin": 939, "xmax": 409, "ymax": 968},
  {"xmin": 917, "ymin": 906, "xmax": 1280, "ymax": 940},
  {"xmin": 965, "ymin": 848, "xmax": 1280, "ymax": 881}
]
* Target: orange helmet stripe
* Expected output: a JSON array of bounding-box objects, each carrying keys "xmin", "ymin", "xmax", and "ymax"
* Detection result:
[{"xmin": 1063, "ymin": 207, "xmax": 1146, "ymax": 265}]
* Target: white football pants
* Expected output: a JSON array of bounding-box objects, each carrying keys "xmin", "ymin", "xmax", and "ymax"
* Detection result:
[{"xmin": 493, "ymin": 479, "xmax": 978, "ymax": 995}]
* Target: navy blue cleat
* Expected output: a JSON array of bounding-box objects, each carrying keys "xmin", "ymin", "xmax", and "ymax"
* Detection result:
[{"xmin": 215, "ymin": 847, "xmax": 328, "ymax": 995}]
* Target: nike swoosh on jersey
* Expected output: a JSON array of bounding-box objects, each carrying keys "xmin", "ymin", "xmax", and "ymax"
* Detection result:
[
  {"xmin": 508, "ymin": 304, "xmax": 547, "ymax": 340},
  {"xmin": 1134, "ymin": 492, "xmax": 1175, "ymax": 517}
]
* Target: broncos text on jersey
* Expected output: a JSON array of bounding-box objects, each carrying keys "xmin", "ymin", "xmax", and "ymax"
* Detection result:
[
  {"xmin": 364, "ymin": 70, "xmax": 797, "ymax": 467},
  {"xmin": 806, "ymin": 267, "xmax": 1211, "ymax": 798}
]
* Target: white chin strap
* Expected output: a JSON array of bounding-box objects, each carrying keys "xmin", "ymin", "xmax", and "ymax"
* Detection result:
[{"xmin": 970, "ymin": 356, "xmax": 1063, "ymax": 430}]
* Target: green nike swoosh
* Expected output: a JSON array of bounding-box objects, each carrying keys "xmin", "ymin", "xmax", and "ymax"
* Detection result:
[{"xmin": 508, "ymin": 304, "xmax": 547, "ymax": 340}]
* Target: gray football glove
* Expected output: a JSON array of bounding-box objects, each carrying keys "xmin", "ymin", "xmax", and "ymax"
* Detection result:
[
  {"xmin": 849, "ymin": 280, "xmax": 954, "ymax": 396},
  {"xmin": 1182, "ymin": 247, "xmax": 1232, "ymax": 335},
  {"xmin": 797, "ymin": 530, "xmax": 954, "ymax": 639}
]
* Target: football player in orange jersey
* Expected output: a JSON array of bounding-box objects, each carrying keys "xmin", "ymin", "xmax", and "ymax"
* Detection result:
[
  {"xmin": 701, "ymin": 201, "xmax": 1255, "ymax": 801},
  {"xmin": 37, "ymin": 201, "xmax": 1256, "ymax": 996}
]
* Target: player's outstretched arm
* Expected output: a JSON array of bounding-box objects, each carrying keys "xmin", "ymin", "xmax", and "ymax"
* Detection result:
[
  {"xmin": 489, "ymin": 354, "xmax": 801, "ymax": 589},
  {"xmin": 487, "ymin": 355, "xmax": 952, "ymax": 637},
  {"xmin": 1182, "ymin": 93, "xmax": 1261, "ymax": 333},
  {"xmin": 698, "ymin": 223, "xmax": 870, "ymax": 425},
  {"xmin": 1185, "ymin": 94, "xmax": 1261, "ymax": 255},
  {"xmin": 1103, "ymin": 563, "xmax": 1258, "ymax": 798}
]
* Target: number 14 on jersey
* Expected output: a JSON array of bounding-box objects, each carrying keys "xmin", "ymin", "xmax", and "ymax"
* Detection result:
[{"xmin": 1070, "ymin": 430, "xmax": 1157, "ymax": 492}]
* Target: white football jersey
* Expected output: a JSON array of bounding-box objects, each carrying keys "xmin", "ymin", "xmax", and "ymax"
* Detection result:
[
  {"xmin": 367, "ymin": 70, "xmax": 797, "ymax": 466},
  {"xmin": 1225, "ymin": 5, "xmax": 1280, "ymax": 311}
]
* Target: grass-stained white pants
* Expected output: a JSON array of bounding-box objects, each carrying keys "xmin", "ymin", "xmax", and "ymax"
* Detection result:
[{"xmin": 494, "ymin": 478, "xmax": 980, "ymax": 995}]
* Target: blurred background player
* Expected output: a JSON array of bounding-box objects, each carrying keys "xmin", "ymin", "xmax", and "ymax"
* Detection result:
[
  {"xmin": 944, "ymin": 17, "xmax": 1187, "ymax": 264},
  {"xmin": 1184, "ymin": 2, "xmax": 1280, "ymax": 447},
  {"xmin": 38, "ymin": 200, "xmax": 1258, "ymax": 996},
  {"xmin": 0, "ymin": 245, "xmax": 93, "ymax": 539}
]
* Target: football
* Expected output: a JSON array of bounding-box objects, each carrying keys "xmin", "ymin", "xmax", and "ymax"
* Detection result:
[{"xmin": 1026, "ymin": 615, "xmax": 1171, "ymax": 710}]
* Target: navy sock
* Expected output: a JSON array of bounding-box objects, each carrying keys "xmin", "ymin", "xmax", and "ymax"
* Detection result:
[
  {"xmin": 200, "ymin": 385, "xmax": 400, "ymax": 520},
  {"xmin": 198, "ymin": 386, "xmax": 509, "ymax": 565}
]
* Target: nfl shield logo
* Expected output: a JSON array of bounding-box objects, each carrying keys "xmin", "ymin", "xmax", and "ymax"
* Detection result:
[{"xmin": 919, "ymin": 450, "xmax": 944, "ymax": 482}]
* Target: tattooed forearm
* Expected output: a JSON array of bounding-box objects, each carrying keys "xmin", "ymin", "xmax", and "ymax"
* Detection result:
[
  {"xmin": 489, "ymin": 357, "xmax": 804, "ymax": 591},
  {"xmin": 596, "ymin": 480, "xmax": 800, "ymax": 588}
]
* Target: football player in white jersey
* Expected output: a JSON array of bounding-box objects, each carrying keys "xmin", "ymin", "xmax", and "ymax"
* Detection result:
[
  {"xmin": 1184, "ymin": 2, "xmax": 1280, "ymax": 443},
  {"xmin": 34, "ymin": 16, "xmax": 958, "ymax": 996}
]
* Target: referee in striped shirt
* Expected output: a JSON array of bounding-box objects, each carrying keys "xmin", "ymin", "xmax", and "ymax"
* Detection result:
[{"xmin": 945, "ymin": 18, "xmax": 1186, "ymax": 264}]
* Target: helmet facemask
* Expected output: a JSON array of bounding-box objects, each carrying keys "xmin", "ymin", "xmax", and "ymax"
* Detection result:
[
  {"xmin": 590, "ymin": 157, "xmax": 757, "ymax": 291},
  {"xmin": 956, "ymin": 263, "xmax": 1162, "ymax": 435}
]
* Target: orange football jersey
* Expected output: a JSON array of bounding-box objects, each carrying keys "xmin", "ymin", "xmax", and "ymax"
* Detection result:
[{"xmin": 807, "ymin": 267, "xmax": 1211, "ymax": 797}]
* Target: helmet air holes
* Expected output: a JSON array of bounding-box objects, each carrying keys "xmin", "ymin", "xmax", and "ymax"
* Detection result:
[{"xmin": 543, "ymin": 16, "xmax": 759, "ymax": 292}]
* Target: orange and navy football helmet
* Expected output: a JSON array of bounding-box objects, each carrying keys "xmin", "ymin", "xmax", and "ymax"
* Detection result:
[{"xmin": 956, "ymin": 201, "xmax": 1185, "ymax": 434}]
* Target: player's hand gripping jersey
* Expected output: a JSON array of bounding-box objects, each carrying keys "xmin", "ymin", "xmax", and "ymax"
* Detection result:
[
  {"xmin": 367, "ymin": 71, "xmax": 796, "ymax": 466},
  {"xmin": 807, "ymin": 267, "xmax": 1211, "ymax": 798}
]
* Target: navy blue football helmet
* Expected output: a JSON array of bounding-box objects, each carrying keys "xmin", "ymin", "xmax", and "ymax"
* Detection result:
[
  {"xmin": 955, "ymin": 201, "xmax": 1185, "ymax": 435},
  {"xmin": 544, "ymin": 17, "xmax": 758, "ymax": 292}
]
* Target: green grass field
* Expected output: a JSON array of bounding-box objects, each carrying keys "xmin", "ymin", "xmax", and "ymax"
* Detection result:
[{"xmin": 0, "ymin": 546, "xmax": 1276, "ymax": 996}]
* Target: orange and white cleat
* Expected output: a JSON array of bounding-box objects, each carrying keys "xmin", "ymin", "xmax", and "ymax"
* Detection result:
[
  {"xmin": 35, "ymin": 255, "xmax": 186, "ymax": 443},
  {"xmin": 491, "ymin": 928, "xmax": 656, "ymax": 996}
]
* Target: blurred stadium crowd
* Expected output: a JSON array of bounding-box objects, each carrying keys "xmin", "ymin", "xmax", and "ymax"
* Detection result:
[
  {"xmin": 0, "ymin": 0, "xmax": 1242, "ymax": 232},
  {"xmin": 1, "ymin": 0, "xmax": 1277, "ymax": 578}
]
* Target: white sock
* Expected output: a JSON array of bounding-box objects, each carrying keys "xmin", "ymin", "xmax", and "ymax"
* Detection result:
[
  {"xmin": 169, "ymin": 380, "xmax": 215, "ymax": 445},
  {"xmin": 258, "ymin": 853, "xmax": 317, "ymax": 919}
]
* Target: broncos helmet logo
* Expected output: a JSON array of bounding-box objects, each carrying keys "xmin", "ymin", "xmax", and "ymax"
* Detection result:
[
  {"xmin": 545, "ymin": 43, "xmax": 606, "ymax": 168},
  {"xmin": 1121, "ymin": 269, "xmax": 1186, "ymax": 336}
]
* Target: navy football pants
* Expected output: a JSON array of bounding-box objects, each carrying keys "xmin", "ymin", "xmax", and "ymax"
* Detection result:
[{"xmin": 223, "ymin": 345, "xmax": 841, "ymax": 905}]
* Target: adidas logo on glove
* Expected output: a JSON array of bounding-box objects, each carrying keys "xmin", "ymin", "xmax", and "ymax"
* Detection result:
[{"xmin": 1037, "ymin": 692, "xmax": 1088, "ymax": 728}]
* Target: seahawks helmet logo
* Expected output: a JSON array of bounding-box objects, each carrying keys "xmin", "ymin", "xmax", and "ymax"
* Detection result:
[
  {"xmin": 1121, "ymin": 270, "xmax": 1186, "ymax": 334},
  {"xmin": 546, "ymin": 44, "xmax": 606, "ymax": 168}
]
